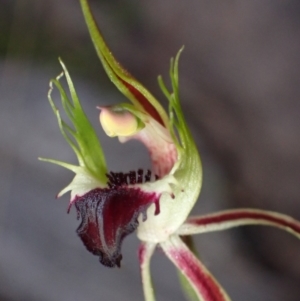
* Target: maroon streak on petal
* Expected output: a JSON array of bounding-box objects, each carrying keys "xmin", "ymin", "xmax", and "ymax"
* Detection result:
[
  {"xmin": 138, "ymin": 243, "xmax": 147, "ymax": 265},
  {"xmin": 138, "ymin": 241, "xmax": 156, "ymax": 266},
  {"xmin": 162, "ymin": 236, "xmax": 230, "ymax": 301},
  {"xmin": 120, "ymin": 79, "xmax": 164, "ymax": 126},
  {"xmin": 73, "ymin": 174, "xmax": 160, "ymax": 268},
  {"xmin": 182, "ymin": 209, "xmax": 300, "ymax": 237}
]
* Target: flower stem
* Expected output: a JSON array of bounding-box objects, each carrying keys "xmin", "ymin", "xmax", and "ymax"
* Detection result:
[{"xmin": 139, "ymin": 242, "xmax": 157, "ymax": 301}]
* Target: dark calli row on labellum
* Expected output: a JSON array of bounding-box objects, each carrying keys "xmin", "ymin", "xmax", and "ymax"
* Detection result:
[{"xmin": 40, "ymin": 0, "xmax": 300, "ymax": 300}]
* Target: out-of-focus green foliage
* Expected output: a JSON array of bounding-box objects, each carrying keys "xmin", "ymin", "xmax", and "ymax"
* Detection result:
[{"xmin": 0, "ymin": 0, "xmax": 142, "ymax": 83}]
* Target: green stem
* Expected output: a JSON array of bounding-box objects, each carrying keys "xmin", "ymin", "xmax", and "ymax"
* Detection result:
[{"xmin": 139, "ymin": 242, "xmax": 156, "ymax": 301}]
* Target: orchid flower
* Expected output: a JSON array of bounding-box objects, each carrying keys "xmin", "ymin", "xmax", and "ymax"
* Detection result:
[{"xmin": 40, "ymin": 0, "xmax": 300, "ymax": 300}]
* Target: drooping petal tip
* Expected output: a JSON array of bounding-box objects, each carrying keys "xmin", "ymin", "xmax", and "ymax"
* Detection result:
[{"xmin": 73, "ymin": 170, "xmax": 161, "ymax": 268}]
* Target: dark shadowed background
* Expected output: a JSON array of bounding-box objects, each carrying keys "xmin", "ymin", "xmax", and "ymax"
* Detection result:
[{"xmin": 0, "ymin": 0, "xmax": 300, "ymax": 300}]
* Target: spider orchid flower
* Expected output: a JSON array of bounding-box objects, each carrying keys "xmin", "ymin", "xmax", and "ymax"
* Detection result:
[{"xmin": 40, "ymin": 0, "xmax": 300, "ymax": 300}]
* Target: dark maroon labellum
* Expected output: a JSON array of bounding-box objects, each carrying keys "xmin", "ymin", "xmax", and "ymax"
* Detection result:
[{"xmin": 73, "ymin": 170, "xmax": 160, "ymax": 268}]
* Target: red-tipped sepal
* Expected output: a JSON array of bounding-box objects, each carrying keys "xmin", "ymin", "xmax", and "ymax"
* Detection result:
[{"xmin": 161, "ymin": 235, "xmax": 231, "ymax": 301}]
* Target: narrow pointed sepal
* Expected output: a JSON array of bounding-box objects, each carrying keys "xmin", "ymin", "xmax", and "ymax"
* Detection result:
[
  {"xmin": 42, "ymin": 59, "xmax": 107, "ymax": 187},
  {"xmin": 177, "ymin": 236, "xmax": 201, "ymax": 301},
  {"xmin": 177, "ymin": 209, "xmax": 300, "ymax": 239},
  {"xmin": 161, "ymin": 236, "xmax": 231, "ymax": 301},
  {"xmin": 79, "ymin": 0, "xmax": 168, "ymax": 127}
]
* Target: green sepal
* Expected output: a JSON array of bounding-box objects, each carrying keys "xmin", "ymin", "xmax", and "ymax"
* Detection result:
[
  {"xmin": 79, "ymin": 0, "xmax": 169, "ymax": 127},
  {"xmin": 158, "ymin": 46, "xmax": 190, "ymax": 151},
  {"xmin": 136, "ymin": 48, "xmax": 202, "ymax": 246},
  {"xmin": 158, "ymin": 47, "xmax": 202, "ymax": 187},
  {"xmin": 41, "ymin": 59, "xmax": 107, "ymax": 184}
]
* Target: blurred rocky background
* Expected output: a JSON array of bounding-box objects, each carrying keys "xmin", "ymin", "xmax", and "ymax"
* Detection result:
[{"xmin": 0, "ymin": 0, "xmax": 300, "ymax": 300}]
